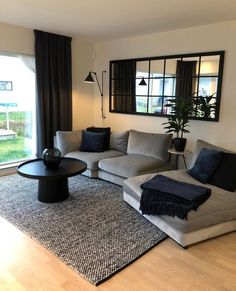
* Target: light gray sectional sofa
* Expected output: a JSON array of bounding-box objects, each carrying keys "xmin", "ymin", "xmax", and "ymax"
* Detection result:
[
  {"xmin": 123, "ymin": 139, "xmax": 236, "ymax": 247},
  {"xmin": 57, "ymin": 131, "xmax": 236, "ymax": 247},
  {"xmin": 56, "ymin": 129, "xmax": 173, "ymax": 186}
]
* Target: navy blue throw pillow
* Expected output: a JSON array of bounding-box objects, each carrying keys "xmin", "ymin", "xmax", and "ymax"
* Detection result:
[
  {"xmin": 188, "ymin": 148, "xmax": 222, "ymax": 183},
  {"xmin": 209, "ymin": 152, "xmax": 236, "ymax": 192},
  {"xmin": 80, "ymin": 130, "xmax": 106, "ymax": 152},
  {"xmin": 87, "ymin": 127, "xmax": 111, "ymax": 150}
]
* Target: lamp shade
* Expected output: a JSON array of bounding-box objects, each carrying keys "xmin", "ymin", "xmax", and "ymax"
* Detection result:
[
  {"xmin": 139, "ymin": 77, "xmax": 147, "ymax": 86},
  {"xmin": 84, "ymin": 72, "xmax": 95, "ymax": 83}
]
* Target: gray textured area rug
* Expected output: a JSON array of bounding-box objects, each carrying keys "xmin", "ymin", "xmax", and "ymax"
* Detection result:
[{"xmin": 0, "ymin": 174, "xmax": 167, "ymax": 285}]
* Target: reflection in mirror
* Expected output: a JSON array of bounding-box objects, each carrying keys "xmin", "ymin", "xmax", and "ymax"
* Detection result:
[
  {"xmin": 136, "ymin": 78, "xmax": 149, "ymax": 96},
  {"xmin": 165, "ymin": 58, "xmax": 179, "ymax": 76},
  {"xmin": 198, "ymin": 77, "xmax": 218, "ymax": 96},
  {"xmin": 150, "ymin": 78, "xmax": 163, "ymax": 96},
  {"xmin": 136, "ymin": 61, "xmax": 149, "ymax": 77},
  {"xmin": 150, "ymin": 60, "xmax": 164, "ymax": 77},
  {"xmin": 200, "ymin": 55, "xmax": 219, "ymax": 75},
  {"xmin": 110, "ymin": 51, "xmax": 224, "ymax": 121}
]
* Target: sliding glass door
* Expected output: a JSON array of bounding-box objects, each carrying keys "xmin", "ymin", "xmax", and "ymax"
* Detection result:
[{"xmin": 0, "ymin": 52, "xmax": 36, "ymax": 165}]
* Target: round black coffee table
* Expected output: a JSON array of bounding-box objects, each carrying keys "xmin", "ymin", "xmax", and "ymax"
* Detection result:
[{"xmin": 17, "ymin": 158, "xmax": 87, "ymax": 203}]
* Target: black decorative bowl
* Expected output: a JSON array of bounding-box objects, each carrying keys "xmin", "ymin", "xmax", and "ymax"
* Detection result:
[{"xmin": 42, "ymin": 148, "xmax": 62, "ymax": 168}]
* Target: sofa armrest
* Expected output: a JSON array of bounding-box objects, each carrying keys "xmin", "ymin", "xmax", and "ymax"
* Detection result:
[{"xmin": 56, "ymin": 130, "xmax": 82, "ymax": 156}]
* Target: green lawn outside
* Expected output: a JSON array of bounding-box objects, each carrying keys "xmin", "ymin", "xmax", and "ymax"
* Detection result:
[
  {"xmin": 0, "ymin": 111, "xmax": 32, "ymax": 137},
  {"xmin": 0, "ymin": 136, "xmax": 32, "ymax": 163},
  {"xmin": 0, "ymin": 111, "xmax": 31, "ymax": 123}
]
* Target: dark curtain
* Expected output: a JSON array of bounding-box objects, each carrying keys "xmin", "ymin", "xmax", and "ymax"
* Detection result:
[
  {"xmin": 113, "ymin": 60, "xmax": 136, "ymax": 112},
  {"xmin": 175, "ymin": 60, "xmax": 196, "ymax": 98},
  {"xmin": 34, "ymin": 30, "xmax": 72, "ymax": 156}
]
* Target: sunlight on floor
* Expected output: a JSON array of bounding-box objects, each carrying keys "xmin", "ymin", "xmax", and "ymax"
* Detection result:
[{"xmin": 0, "ymin": 217, "xmax": 24, "ymax": 265}]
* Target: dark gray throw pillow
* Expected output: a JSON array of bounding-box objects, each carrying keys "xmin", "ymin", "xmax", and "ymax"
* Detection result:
[
  {"xmin": 87, "ymin": 127, "xmax": 111, "ymax": 150},
  {"xmin": 80, "ymin": 130, "xmax": 106, "ymax": 152},
  {"xmin": 188, "ymin": 148, "xmax": 222, "ymax": 183},
  {"xmin": 209, "ymin": 152, "xmax": 236, "ymax": 192}
]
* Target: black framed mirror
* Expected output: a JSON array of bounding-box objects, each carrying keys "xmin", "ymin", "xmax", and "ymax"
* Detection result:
[{"xmin": 109, "ymin": 51, "xmax": 225, "ymax": 121}]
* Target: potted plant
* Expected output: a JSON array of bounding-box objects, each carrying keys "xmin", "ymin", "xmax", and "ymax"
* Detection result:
[{"xmin": 163, "ymin": 97, "xmax": 192, "ymax": 152}]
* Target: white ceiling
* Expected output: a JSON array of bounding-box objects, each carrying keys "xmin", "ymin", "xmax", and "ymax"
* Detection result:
[{"xmin": 1, "ymin": 0, "xmax": 236, "ymax": 41}]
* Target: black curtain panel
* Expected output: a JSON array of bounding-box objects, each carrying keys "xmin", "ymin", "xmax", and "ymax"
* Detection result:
[
  {"xmin": 113, "ymin": 60, "xmax": 136, "ymax": 112},
  {"xmin": 34, "ymin": 30, "xmax": 72, "ymax": 157},
  {"xmin": 175, "ymin": 60, "xmax": 197, "ymax": 98}
]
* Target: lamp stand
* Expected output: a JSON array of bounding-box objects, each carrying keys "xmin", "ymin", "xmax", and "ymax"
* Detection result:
[{"xmin": 93, "ymin": 71, "xmax": 106, "ymax": 119}]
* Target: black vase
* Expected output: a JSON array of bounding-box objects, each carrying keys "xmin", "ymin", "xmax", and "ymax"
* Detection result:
[
  {"xmin": 173, "ymin": 138, "xmax": 187, "ymax": 152},
  {"xmin": 42, "ymin": 148, "xmax": 62, "ymax": 168}
]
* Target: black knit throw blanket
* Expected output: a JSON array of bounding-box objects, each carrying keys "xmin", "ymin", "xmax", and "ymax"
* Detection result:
[{"xmin": 140, "ymin": 175, "xmax": 211, "ymax": 220}]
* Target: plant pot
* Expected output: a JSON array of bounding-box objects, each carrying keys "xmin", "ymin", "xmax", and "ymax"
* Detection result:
[{"xmin": 173, "ymin": 138, "xmax": 187, "ymax": 152}]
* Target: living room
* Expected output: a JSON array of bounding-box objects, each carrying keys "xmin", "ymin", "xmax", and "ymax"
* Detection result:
[{"xmin": 0, "ymin": 1, "xmax": 236, "ymax": 290}]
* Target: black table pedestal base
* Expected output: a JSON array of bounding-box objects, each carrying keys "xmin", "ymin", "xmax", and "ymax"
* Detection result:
[
  {"xmin": 38, "ymin": 178, "xmax": 69, "ymax": 203},
  {"xmin": 17, "ymin": 158, "xmax": 87, "ymax": 203}
]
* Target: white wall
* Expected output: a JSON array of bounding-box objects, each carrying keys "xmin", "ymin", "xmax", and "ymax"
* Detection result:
[
  {"xmin": 0, "ymin": 22, "xmax": 34, "ymax": 55},
  {"xmin": 72, "ymin": 38, "xmax": 95, "ymax": 130},
  {"xmin": 94, "ymin": 21, "xmax": 236, "ymax": 152},
  {"xmin": 0, "ymin": 21, "xmax": 95, "ymax": 130}
]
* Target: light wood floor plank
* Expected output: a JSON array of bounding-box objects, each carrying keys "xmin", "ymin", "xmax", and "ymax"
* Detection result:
[{"xmin": 0, "ymin": 216, "xmax": 235, "ymax": 291}]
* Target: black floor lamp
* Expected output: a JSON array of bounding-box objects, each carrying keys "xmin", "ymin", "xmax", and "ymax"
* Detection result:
[{"xmin": 84, "ymin": 71, "xmax": 106, "ymax": 119}]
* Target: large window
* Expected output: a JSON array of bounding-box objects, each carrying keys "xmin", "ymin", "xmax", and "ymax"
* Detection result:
[{"xmin": 0, "ymin": 52, "xmax": 36, "ymax": 165}]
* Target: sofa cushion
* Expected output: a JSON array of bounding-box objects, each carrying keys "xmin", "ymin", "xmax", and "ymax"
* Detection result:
[
  {"xmin": 190, "ymin": 139, "xmax": 229, "ymax": 168},
  {"xmin": 127, "ymin": 130, "xmax": 172, "ymax": 161},
  {"xmin": 56, "ymin": 130, "xmax": 81, "ymax": 156},
  {"xmin": 98, "ymin": 154, "xmax": 171, "ymax": 178},
  {"xmin": 110, "ymin": 131, "xmax": 129, "ymax": 153},
  {"xmin": 209, "ymin": 152, "xmax": 236, "ymax": 192},
  {"xmin": 80, "ymin": 130, "xmax": 106, "ymax": 152},
  {"xmin": 87, "ymin": 127, "xmax": 111, "ymax": 150},
  {"xmin": 123, "ymin": 170, "xmax": 236, "ymax": 233},
  {"xmin": 188, "ymin": 148, "xmax": 223, "ymax": 183},
  {"xmin": 65, "ymin": 150, "xmax": 125, "ymax": 170}
]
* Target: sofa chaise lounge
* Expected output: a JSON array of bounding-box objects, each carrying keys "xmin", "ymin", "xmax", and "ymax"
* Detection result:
[{"xmin": 123, "ymin": 139, "xmax": 236, "ymax": 247}]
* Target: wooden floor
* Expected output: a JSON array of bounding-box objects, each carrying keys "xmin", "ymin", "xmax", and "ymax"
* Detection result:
[{"xmin": 0, "ymin": 217, "xmax": 236, "ymax": 291}]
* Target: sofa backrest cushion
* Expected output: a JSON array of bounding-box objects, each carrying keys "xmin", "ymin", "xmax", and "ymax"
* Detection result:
[
  {"xmin": 56, "ymin": 130, "xmax": 81, "ymax": 156},
  {"xmin": 127, "ymin": 130, "xmax": 173, "ymax": 161},
  {"xmin": 190, "ymin": 139, "xmax": 236, "ymax": 192},
  {"xmin": 110, "ymin": 131, "xmax": 129, "ymax": 153},
  {"xmin": 191, "ymin": 139, "xmax": 229, "ymax": 168},
  {"xmin": 87, "ymin": 127, "xmax": 111, "ymax": 150},
  {"xmin": 80, "ymin": 130, "xmax": 106, "ymax": 152},
  {"xmin": 209, "ymin": 152, "xmax": 236, "ymax": 192},
  {"xmin": 188, "ymin": 148, "xmax": 223, "ymax": 183}
]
